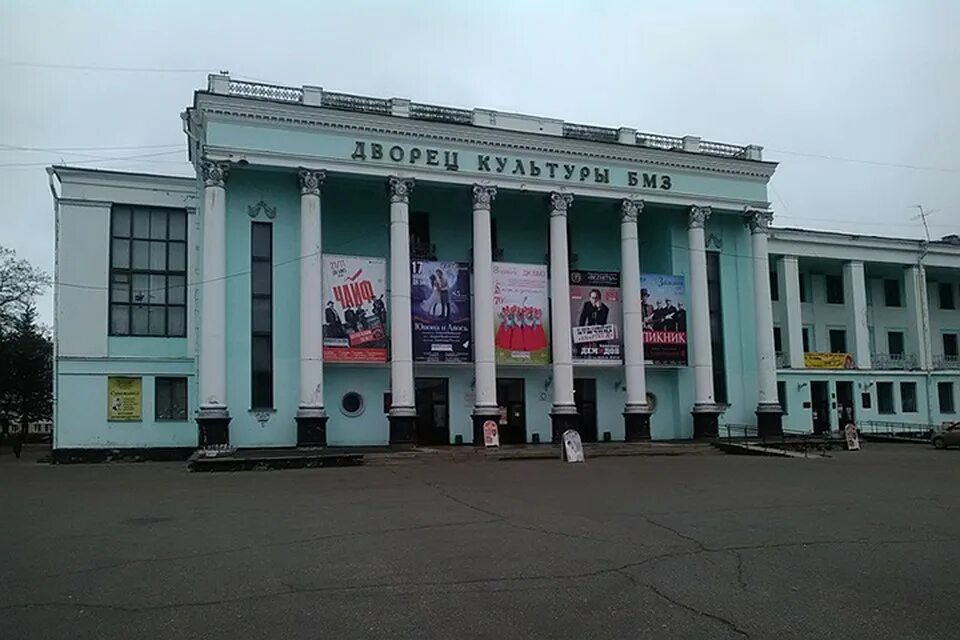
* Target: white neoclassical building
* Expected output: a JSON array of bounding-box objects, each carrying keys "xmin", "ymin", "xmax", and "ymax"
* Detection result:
[{"xmin": 47, "ymin": 75, "xmax": 959, "ymax": 456}]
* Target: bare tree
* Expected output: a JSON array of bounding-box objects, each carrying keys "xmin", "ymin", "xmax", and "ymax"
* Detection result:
[{"xmin": 0, "ymin": 246, "xmax": 50, "ymax": 329}]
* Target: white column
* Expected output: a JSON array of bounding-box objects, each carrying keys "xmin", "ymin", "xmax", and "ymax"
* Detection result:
[
  {"xmin": 905, "ymin": 264, "xmax": 932, "ymax": 370},
  {"xmin": 548, "ymin": 192, "xmax": 576, "ymax": 420},
  {"xmin": 472, "ymin": 185, "xmax": 498, "ymax": 422},
  {"xmin": 387, "ymin": 177, "xmax": 416, "ymax": 419},
  {"xmin": 745, "ymin": 210, "xmax": 780, "ymax": 411},
  {"xmin": 688, "ymin": 206, "xmax": 715, "ymax": 409},
  {"xmin": 620, "ymin": 199, "xmax": 647, "ymax": 411},
  {"xmin": 842, "ymin": 261, "xmax": 871, "ymax": 369},
  {"xmin": 779, "ymin": 255, "xmax": 805, "ymax": 368},
  {"xmin": 297, "ymin": 169, "xmax": 326, "ymax": 418},
  {"xmin": 198, "ymin": 160, "xmax": 230, "ymax": 420}
]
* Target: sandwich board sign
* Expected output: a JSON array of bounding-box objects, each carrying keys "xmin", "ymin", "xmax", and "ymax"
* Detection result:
[
  {"xmin": 844, "ymin": 423, "xmax": 861, "ymax": 451},
  {"xmin": 562, "ymin": 429, "xmax": 585, "ymax": 463},
  {"xmin": 483, "ymin": 420, "xmax": 500, "ymax": 448}
]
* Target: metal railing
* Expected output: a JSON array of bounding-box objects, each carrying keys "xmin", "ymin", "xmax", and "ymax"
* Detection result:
[
  {"xmin": 858, "ymin": 420, "xmax": 934, "ymax": 440},
  {"xmin": 409, "ymin": 102, "xmax": 473, "ymax": 125},
  {"xmin": 720, "ymin": 424, "xmax": 827, "ymax": 456},
  {"xmin": 322, "ymin": 91, "xmax": 391, "ymax": 115},
  {"xmin": 775, "ymin": 352, "xmax": 786, "ymax": 368},
  {"xmin": 563, "ymin": 123, "xmax": 619, "ymax": 144},
  {"xmin": 699, "ymin": 140, "xmax": 748, "ymax": 158},
  {"xmin": 636, "ymin": 132, "xmax": 683, "ymax": 151},
  {"xmin": 933, "ymin": 355, "xmax": 959, "ymax": 370},
  {"xmin": 228, "ymin": 80, "xmax": 303, "ymax": 103},
  {"xmin": 871, "ymin": 353, "xmax": 919, "ymax": 370}
]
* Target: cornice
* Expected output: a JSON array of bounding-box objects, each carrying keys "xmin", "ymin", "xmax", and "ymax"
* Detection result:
[{"xmin": 192, "ymin": 93, "xmax": 777, "ymax": 181}]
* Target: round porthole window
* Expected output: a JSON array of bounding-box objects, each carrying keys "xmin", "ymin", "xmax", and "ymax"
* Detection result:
[
  {"xmin": 645, "ymin": 392, "xmax": 658, "ymax": 413},
  {"xmin": 341, "ymin": 392, "xmax": 365, "ymax": 417}
]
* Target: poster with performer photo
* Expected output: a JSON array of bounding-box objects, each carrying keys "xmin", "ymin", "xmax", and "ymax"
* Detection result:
[
  {"xmin": 411, "ymin": 261, "xmax": 472, "ymax": 362},
  {"xmin": 492, "ymin": 262, "xmax": 550, "ymax": 365},
  {"xmin": 640, "ymin": 273, "xmax": 688, "ymax": 366},
  {"xmin": 569, "ymin": 270, "xmax": 622, "ymax": 361},
  {"xmin": 322, "ymin": 255, "xmax": 388, "ymax": 362}
]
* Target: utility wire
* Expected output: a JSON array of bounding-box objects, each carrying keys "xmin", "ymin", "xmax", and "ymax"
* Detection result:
[
  {"xmin": 0, "ymin": 58, "xmax": 213, "ymax": 73},
  {"xmin": 0, "ymin": 143, "xmax": 181, "ymax": 152},
  {"xmin": 0, "ymin": 150, "xmax": 185, "ymax": 168}
]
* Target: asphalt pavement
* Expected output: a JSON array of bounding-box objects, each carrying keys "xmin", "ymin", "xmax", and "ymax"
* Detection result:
[{"xmin": 2, "ymin": 444, "xmax": 958, "ymax": 639}]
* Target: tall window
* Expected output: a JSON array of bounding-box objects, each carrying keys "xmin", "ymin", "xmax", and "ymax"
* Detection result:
[
  {"xmin": 887, "ymin": 331, "xmax": 904, "ymax": 356},
  {"xmin": 799, "ymin": 274, "xmax": 809, "ymax": 303},
  {"xmin": 773, "ymin": 327, "xmax": 783, "ymax": 354},
  {"xmin": 777, "ymin": 381, "xmax": 788, "ymax": 414},
  {"xmin": 802, "ymin": 327, "xmax": 811, "ymax": 352},
  {"xmin": 939, "ymin": 382, "xmax": 956, "ymax": 414},
  {"xmin": 944, "ymin": 333, "xmax": 959, "ymax": 358},
  {"xmin": 769, "ymin": 268, "xmax": 779, "ymax": 301},
  {"xmin": 829, "ymin": 329, "xmax": 847, "ymax": 353},
  {"xmin": 251, "ymin": 223, "xmax": 273, "ymax": 409},
  {"xmin": 877, "ymin": 382, "xmax": 895, "ymax": 414},
  {"xmin": 825, "ymin": 275, "xmax": 844, "ymax": 304},
  {"xmin": 939, "ymin": 282, "xmax": 956, "ymax": 310},
  {"xmin": 706, "ymin": 252, "xmax": 727, "ymax": 404},
  {"xmin": 900, "ymin": 382, "xmax": 917, "ymax": 413},
  {"xmin": 883, "ymin": 279, "xmax": 902, "ymax": 307},
  {"xmin": 109, "ymin": 206, "xmax": 187, "ymax": 336}
]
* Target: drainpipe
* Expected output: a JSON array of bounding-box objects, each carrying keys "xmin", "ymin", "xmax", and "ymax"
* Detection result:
[{"xmin": 46, "ymin": 167, "xmax": 60, "ymax": 451}]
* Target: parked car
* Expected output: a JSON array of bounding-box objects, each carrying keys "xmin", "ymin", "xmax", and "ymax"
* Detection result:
[{"xmin": 932, "ymin": 422, "xmax": 960, "ymax": 449}]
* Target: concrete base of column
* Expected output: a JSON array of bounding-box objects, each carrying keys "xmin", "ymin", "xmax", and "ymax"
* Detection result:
[
  {"xmin": 623, "ymin": 408, "xmax": 652, "ymax": 441},
  {"xmin": 388, "ymin": 409, "xmax": 417, "ymax": 447},
  {"xmin": 471, "ymin": 408, "xmax": 500, "ymax": 446},
  {"xmin": 295, "ymin": 409, "xmax": 328, "ymax": 447},
  {"xmin": 196, "ymin": 408, "xmax": 231, "ymax": 447},
  {"xmin": 550, "ymin": 407, "xmax": 580, "ymax": 444},
  {"xmin": 691, "ymin": 405, "xmax": 722, "ymax": 439},
  {"xmin": 756, "ymin": 403, "xmax": 784, "ymax": 438}
]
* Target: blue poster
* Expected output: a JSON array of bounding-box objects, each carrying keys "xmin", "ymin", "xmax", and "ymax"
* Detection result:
[{"xmin": 411, "ymin": 261, "xmax": 472, "ymax": 362}]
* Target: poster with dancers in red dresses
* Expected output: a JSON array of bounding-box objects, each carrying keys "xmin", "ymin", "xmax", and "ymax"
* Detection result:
[{"xmin": 492, "ymin": 262, "xmax": 550, "ymax": 365}]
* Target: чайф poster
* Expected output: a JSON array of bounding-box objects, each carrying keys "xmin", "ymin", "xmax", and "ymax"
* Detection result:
[{"xmin": 322, "ymin": 255, "xmax": 388, "ymax": 362}]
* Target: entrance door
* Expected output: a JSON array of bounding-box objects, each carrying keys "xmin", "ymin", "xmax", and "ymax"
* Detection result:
[
  {"xmin": 496, "ymin": 378, "xmax": 526, "ymax": 445},
  {"xmin": 810, "ymin": 381, "xmax": 830, "ymax": 434},
  {"xmin": 574, "ymin": 378, "xmax": 598, "ymax": 442},
  {"xmin": 415, "ymin": 378, "xmax": 449, "ymax": 446},
  {"xmin": 836, "ymin": 381, "xmax": 855, "ymax": 427}
]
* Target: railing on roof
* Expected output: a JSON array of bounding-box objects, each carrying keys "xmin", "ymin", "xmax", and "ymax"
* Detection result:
[
  {"xmin": 228, "ymin": 80, "xmax": 303, "ymax": 103},
  {"xmin": 700, "ymin": 140, "xmax": 748, "ymax": 158},
  {"xmin": 636, "ymin": 132, "xmax": 683, "ymax": 151},
  {"xmin": 322, "ymin": 91, "xmax": 391, "ymax": 115},
  {"xmin": 562, "ymin": 123, "xmax": 619, "ymax": 144},
  {"xmin": 220, "ymin": 78, "xmax": 758, "ymax": 159},
  {"xmin": 409, "ymin": 102, "xmax": 473, "ymax": 125}
]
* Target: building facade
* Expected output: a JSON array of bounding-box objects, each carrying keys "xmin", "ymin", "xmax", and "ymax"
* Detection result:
[{"xmin": 48, "ymin": 74, "xmax": 958, "ymax": 454}]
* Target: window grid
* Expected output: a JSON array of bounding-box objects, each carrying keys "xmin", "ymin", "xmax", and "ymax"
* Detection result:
[
  {"xmin": 251, "ymin": 222, "xmax": 274, "ymax": 410},
  {"xmin": 109, "ymin": 205, "xmax": 187, "ymax": 337},
  {"xmin": 155, "ymin": 377, "xmax": 188, "ymax": 420}
]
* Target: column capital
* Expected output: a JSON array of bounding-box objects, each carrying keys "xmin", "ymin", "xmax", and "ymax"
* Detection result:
[
  {"xmin": 688, "ymin": 205, "xmax": 712, "ymax": 228},
  {"xmin": 201, "ymin": 160, "xmax": 229, "ymax": 188},
  {"xmin": 549, "ymin": 191, "xmax": 574, "ymax": 216},
  {"xmin": 743, "ymin": 208, "xmax": 774, "ymax": 235},
  {"xmin": 620, "ymin": 199, "xmax": 644, "ymax": 223},
  {"xmin": 387, "ymin": 176, "xmax": 415, "ymax": 204},
  {"xmin": 472, "ymin": 184, "xmax": 497, "ymax": 211},
  {"xmin": 298, "ymin": 168, "xmax": 326, "ymax": 196}
]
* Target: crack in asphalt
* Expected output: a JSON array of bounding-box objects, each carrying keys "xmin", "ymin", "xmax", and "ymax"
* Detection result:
[
  {"xmin": 643, "ymin": 582, "xmax": 751, "ymax": 638},
  {"xmin": 732, "ymin": 550, "xmax": 748, "ymax": 591},
  {"xmin": 34, "ymin": 518, "xmax": 500, "ymax": 580}
]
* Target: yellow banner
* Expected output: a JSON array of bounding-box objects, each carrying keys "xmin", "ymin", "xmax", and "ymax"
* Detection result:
[
  {"xmin": 804, "ymin": 352, "xmax": 854, "ymax": 369},
  {"xmin": 108, "ymin": 377, "xmax": 142, "ymax": 421}
]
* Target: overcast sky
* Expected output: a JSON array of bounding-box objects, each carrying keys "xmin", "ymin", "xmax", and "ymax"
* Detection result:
[{"xmin": 2, "ymin": 0, "xmax": 958, "ymax": 324}]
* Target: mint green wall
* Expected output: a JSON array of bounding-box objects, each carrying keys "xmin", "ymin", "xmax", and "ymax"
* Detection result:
[
  {"xmin": 108, "ymin": 337, "xmax": 187, "ymax": 358},
  {"xmin": 325, "ymin": 366, "xmax": 390, "ymax": 445},
  {"xmin": 491, "ymin": 190, "xmax": 548, "ymax": 265},
  {"xmin": 570, "ymin": 198, "xmax": 619, "ymax": 271},
  {"xmin": 224, "ymin": 169, "xmax": 301, "ymax": 446},
  {"xmin": 56, "ymin": 370, "xmax": 196, "ymax": 448}
]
